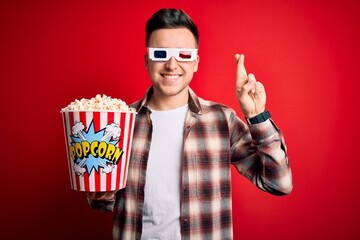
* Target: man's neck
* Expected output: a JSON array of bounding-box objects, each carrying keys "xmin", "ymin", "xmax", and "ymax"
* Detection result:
[{"xmin": 148, "ymin": 88, "xmax": 189, "ymax": 111}]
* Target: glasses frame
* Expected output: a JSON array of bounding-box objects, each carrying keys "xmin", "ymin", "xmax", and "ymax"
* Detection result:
[{"xmin": 148, "ymin": 48, "xmax": 198, "ymax": 62}]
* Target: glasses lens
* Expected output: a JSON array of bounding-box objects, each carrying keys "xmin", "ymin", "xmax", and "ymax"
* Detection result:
[
  {"xmin": 179, "ymin": 51, "xmax": 192, "ymax": 59},
  {"xmin": 154, "ymin": 50, "xmax": 167, "ymax": 59}
]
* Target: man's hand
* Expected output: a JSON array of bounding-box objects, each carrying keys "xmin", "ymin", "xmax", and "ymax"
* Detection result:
[
  {"xmin": 235, "ymin": 54, "xmax": 266, "ymax": 118},
  {"xmin": 86, "ymin": 191, "xmax": 118, "ymax": 201}
]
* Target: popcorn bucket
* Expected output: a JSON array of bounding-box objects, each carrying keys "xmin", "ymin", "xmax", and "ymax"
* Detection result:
[{"xmin": 61, "ymin": 110, "xmax": 136, "ymax": 192}]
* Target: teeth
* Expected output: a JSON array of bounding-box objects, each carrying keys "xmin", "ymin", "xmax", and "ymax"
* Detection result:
[{"xmin": 163, "ymin": 75, "xmax": 180, "ymax": 80}]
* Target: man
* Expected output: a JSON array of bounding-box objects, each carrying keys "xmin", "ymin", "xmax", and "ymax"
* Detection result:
[{"xmin": 87, "ymin": 8, "xmax": 293, "ymax": 240}]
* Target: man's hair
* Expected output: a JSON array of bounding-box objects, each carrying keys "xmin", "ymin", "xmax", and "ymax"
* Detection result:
[{"xmin": 145, "ymin": 8, "xmax": 199, "ymax": 47}]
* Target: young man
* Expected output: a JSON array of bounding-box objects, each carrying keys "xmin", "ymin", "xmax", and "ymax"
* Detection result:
[{"xmin": 87, "ymin": 8, "xmax": 293, "ymax": 240}]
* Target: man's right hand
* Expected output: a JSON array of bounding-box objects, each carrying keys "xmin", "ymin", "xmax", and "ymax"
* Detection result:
[{"xmin": 86, "ymin": 191, "xmax": 118, "ymax": 201}]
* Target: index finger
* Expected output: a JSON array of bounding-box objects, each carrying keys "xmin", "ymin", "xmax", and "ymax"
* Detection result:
[{"xmin": 235, "ymin": 53, "xmax": 248, "ymax": 87}]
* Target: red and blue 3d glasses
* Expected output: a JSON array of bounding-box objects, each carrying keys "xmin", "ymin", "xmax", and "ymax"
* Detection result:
[{"xmin": 148, "ymin": 48, "xmax": 198, "ymax": 62}]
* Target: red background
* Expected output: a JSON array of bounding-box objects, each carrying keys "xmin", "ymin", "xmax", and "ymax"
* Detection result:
[{"xmin": 1, "ymin": 0, "xmax": 359, "ymax": 239}]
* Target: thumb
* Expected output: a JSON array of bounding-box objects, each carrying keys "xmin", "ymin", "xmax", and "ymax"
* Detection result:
[{"xmin": 241, "ymin": 73, "xmax": 256, "ymax": 94}]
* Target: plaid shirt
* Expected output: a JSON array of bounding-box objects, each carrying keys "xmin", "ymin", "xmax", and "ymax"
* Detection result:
[{"xmin": 88, "ymin": 87, "xmax": 293, "ymax": 240}]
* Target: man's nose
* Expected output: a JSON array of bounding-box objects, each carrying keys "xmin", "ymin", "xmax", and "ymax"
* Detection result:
[{"xmin": 165, "ymin": 56, "xmax": 178, "ymax": 70}]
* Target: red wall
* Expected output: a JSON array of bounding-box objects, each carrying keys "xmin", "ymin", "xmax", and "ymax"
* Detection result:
[{"xmin": 1, "ymin": 0, "xmax": 359, "ymax": 239}]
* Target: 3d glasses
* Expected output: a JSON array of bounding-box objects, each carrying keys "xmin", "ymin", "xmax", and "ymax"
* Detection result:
[{"xmin": 148, "ymin": 48, "xmax": 198, "ymax": 62}]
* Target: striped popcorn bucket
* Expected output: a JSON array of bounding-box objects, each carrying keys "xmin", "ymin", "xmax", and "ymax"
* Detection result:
[{"xmin": 61, "ymin": 110, "xmax": 136, "ymax": 192}]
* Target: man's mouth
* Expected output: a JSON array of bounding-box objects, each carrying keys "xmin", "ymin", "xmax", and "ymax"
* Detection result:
[{"xmin": 161, "ymin": 74, "xmax": 181, "ymax": 80}]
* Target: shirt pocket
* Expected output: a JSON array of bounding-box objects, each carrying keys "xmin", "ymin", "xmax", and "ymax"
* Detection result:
[{"xmin": 195, "ymin": 153, "xmax": 231, "ymax": 202}]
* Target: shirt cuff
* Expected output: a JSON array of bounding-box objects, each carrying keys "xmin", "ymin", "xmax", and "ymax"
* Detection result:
[
  {"xmin": 87, "ymin": 197, "xmax": 115, "ymax": 212},
  {"xmin": 247, "ymin": 119, "xmax": 279, "ymax": 141}
]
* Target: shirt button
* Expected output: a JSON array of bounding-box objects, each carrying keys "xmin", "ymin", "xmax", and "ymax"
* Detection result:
[{"xmin": 183, "ymin": 218, "xmax": 188, "ymax": 224}]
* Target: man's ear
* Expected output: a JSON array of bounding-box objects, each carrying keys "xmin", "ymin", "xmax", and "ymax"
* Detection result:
[
  {"xmin": 193, "ymin": 55, "xmax": 200, "ymax": 72},
  {"xmin": 144, "ymin": 53, "xmax": 149, "ymax": 69}
]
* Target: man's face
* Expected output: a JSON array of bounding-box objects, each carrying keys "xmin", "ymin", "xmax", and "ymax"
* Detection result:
[{"xmin": 145, "ymin": 28, "xmax": 199, "ymax": 98}]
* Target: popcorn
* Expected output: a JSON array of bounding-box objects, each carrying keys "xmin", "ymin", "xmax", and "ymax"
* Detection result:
[
  {"xmin": 62, "ymin": 94, "xmax": 136, "ymax": 112},
  {"xmin": 61, "ymin": 94, "xmax": 137, "ymax": 192}
]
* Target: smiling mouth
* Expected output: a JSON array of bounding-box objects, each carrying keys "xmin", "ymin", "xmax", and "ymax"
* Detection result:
[{"xmin": 161, "ymin": 74, "xmax": 182, "ymax": 80}]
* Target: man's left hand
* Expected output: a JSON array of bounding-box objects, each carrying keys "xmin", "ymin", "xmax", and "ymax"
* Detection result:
[{"xmin": 235, "ymin": 54, "xmax": 266, "ymax": 118}]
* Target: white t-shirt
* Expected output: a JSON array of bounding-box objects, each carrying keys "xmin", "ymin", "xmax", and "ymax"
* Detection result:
[{"xmin": 141, "ymin": 104, "xmax": 189, "ymax": 240}]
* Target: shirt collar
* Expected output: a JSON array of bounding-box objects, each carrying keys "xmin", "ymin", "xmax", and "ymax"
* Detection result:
[{"xmin": 135, "ymin": 86, "xmax": 202, "ymax": 115}]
